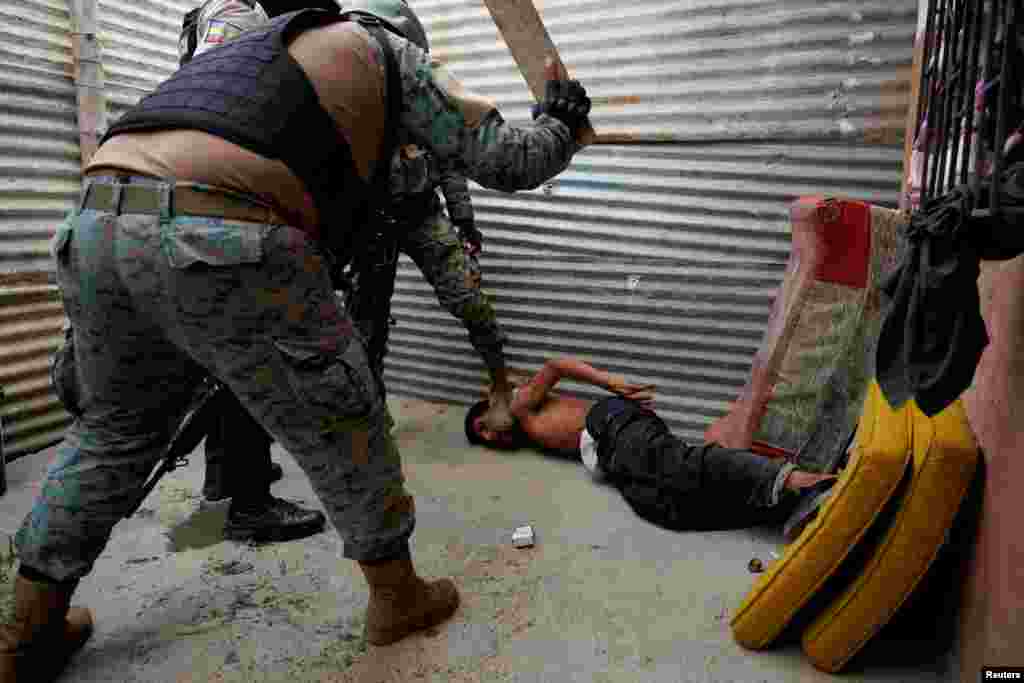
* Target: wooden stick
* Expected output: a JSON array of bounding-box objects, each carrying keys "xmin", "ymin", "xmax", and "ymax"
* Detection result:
[{"xmin": 482, "ymin": 0, "xmax": 596, "ymax": 146}]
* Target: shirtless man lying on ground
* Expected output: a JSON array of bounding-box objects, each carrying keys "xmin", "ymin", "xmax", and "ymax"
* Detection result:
[{"xmin": 465, "ymin": 357, "xmax": 835, "ymax": 531}]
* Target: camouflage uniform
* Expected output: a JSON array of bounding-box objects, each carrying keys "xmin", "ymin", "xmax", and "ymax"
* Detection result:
[
  {"xmin": 16, "ymin": 20, "xmax": 578, "ymax": 581},
  {"xmin": 396, "ymin": 189, "xmax": 504, "ymax": 369},
  {"xmin": 349, "ymin": 137, "xmax": 505, "ymax": 372}
]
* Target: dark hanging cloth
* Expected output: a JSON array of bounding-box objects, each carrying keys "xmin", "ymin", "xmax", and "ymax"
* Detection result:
[{"xmin": 876, "ymin": 163, "xmax": 1024, "ymax": 416}]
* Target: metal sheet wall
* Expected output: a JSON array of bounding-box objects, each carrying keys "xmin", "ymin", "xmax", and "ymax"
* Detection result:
[
  {"xmin": 0, "ymin": 0, "xmax": 79, "ymax": 459},
  {"xmin": 0, "ymin": 0, "xmax": 195, "ymax": 460},
  {"xmin": 0, "ymin": 0, "xmax": 915, "ymax": 454},
  {"xmin": 387, "ymin": 0, "xmax": 915, "ymax": 442},
  {"xmin": 98, "ymin": 0, "xmax": 196, "ymax": 124}
]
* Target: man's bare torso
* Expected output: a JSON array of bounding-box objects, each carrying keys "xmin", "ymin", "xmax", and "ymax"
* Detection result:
[{"xmin": 514, "ymin": 392, "xmax": 592, "ymax": 453}]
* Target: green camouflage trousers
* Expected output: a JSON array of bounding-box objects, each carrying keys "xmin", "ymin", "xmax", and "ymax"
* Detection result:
[
  {"xmin": 399, "ymin": 203, "xmax": 506, "ymax": 369},
  {"xmin": 16, "ymin": 176, "xmax": 413, "ymax": 581}
]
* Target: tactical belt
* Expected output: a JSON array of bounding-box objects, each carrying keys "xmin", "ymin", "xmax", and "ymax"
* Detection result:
[{"xmin": 81, "ymin": 177, "xmax": 287, "ymax": 224}]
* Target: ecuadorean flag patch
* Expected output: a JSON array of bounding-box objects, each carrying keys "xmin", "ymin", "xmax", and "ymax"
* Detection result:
[{"xmin": 204, "ymin": 19, "xmax": 230, "ymax": 45}]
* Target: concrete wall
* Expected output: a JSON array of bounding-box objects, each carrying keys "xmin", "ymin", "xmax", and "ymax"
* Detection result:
[{"xmin": 960, "ymin": 255, "xmax": 1024, "ymax": 676}]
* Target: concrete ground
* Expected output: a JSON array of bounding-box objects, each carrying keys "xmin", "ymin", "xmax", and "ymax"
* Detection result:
[{"xmin": 0, "ymin": 396, "xmax": 952, "ymax": 683}]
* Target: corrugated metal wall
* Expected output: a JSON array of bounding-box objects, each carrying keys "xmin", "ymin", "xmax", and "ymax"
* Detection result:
[
  {"xmin": 0, "ymin": 0, "xmax": 79, "ymax": 459},
  {"xmin": 0, "ymin": 0, "xmax": 195, "ymax": 460},
  {"xmin": 0, "ymin": 0, "xmax": 915, "ymax": 456},
  {"xmin": 388, "ymin": 0, "xmax": 916, "ymax": 442},
  {"xmin": 98, "ymin": 0, "xmax": 194, "ymax": 125}
]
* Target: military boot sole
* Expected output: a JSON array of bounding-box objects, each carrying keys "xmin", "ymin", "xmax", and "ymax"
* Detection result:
[{"xmin": 223, "ymin": 511, "xmax": 326, "ymax": 544}]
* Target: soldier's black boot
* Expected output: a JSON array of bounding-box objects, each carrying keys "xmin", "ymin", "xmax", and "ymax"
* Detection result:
[{"xmin": 224, "ymin": 494, "xmax": 326, "ymax": 543}]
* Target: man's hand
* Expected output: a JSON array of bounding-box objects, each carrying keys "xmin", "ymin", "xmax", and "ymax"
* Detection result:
[
  {"xmin": 532, "ymin": 58, "xmax": 591, "ymax": 137},
  {"xmin": 455, "ymin": 220, "xmax": 483, "ymax": 256},
  {"xmin": 606, "ymin": 374, "xmax": 656, "ymax": 408},
  {"xmin": 783, "ymin": 470, "xmax": 838, "ymax": 493}
]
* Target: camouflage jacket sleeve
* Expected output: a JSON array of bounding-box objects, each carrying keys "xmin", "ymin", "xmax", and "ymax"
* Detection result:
[
  {"xmin": 437, "ymin": 166, "xmax": 474, "ymax": 226},
  {"xmin": 387, "ymin": 145, "xmax": 436, "ymax": 202},
  {"xmin": 379, "ymin": 33, "xmax": 579, "ymax": 192}
]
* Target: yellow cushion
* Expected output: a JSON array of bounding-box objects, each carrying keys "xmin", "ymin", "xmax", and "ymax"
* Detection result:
[
  {"xmin": 730, "ymin": 380, "xmax": 911, "ymax": 649},
  {"xmin": 801, "ymin": 397, "xmax": 978, "ymax": 672}
]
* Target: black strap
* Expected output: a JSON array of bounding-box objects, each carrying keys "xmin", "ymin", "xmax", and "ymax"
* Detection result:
[
  {"xmin": 180, "ymin": 8, "xmax": 200, "ymax": 66},
  {"xmin": 353, "ymin": 16, "xmax": 403, "ymax": 211}
]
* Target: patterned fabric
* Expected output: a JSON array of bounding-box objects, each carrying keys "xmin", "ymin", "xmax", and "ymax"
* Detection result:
[
  {"xmin": 397, "ymin": 204, "xmax": 504, "ymax": 368},
  {"xmin": 705, "ymin": 198, "xmax": 907, "ymax": 472},
  {"xmin": 379, "ymin": 26, "xmax": 579, "ymax": 193}
]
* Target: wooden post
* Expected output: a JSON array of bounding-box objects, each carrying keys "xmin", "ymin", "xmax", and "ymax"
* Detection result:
[
  {"xmin": 900, "ymin": 0, "xmax": 930, "ymax": 210},
  {"xmin": 481, "ymin": 0, "xmax": 596, "ymax": 146},
  {"xmin": 69, "ymin": 0, "xmax": 106, "ymax": 168}
]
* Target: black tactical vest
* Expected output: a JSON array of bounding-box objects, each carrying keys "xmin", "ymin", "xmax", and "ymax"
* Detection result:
[{"xmin": 102, "ymin": 9, "xmax": 401, "ymax": 262}]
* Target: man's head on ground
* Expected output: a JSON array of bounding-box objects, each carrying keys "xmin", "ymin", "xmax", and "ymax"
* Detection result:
[{"xmin": 464, "ymin": 400, "xmax": 527, "ymax": 450}]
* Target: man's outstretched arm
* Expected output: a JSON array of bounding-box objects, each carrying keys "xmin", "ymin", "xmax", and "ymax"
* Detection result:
[{"xmin": 510, "ymin": 357, "xmax": 655, "ymax": 418}]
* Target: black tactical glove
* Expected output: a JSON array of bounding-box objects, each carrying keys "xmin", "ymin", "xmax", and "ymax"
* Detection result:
[
  {"xmin": 455, "ymin": 220, "xmax": 483, "ymax": 256},
  {"xmin": 532, "ymin": 79, "xmax": 591, "ymax": 137}
]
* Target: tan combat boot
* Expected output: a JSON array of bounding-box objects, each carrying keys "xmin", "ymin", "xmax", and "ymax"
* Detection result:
[
  {"xmin": 358, "ymin": 556, "xmax": 459, "ymax": 646},
  {"xmin": 0, "ymin": 575, "xmax": 94, "ymax": 682}
]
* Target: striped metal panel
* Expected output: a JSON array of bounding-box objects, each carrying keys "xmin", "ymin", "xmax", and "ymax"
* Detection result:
[
  {"xmin": 0, "ymin": 0, "xmax": 195, "ymax": 460},
  {"xmin": 385, "ymin": 1, "xmax": 915, "ymax": 441},
  {"xmin": 99, "ymin": 0, "xmax": 197, "ymax": 123},
  {"xmin": 0, "ymin": 0, "xmax": 79, "ymax": 459},
  {"xmin": 425, "ymin": 0, "xmax": 917, "ymax": 143}
]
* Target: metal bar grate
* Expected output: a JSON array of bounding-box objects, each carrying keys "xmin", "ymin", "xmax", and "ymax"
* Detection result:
[{"xmin": 914, "ymin": 0, "xmax": 1021, "ymax": 217}]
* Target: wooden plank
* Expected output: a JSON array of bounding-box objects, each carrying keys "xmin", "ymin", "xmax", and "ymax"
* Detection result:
[
  {"xmin": 900, "ymin": 36, "xmax": 926, "ymax": 209},
  {"xmin": 481, "ymin": 0, "xmax": 596, "ymax": 146},
  {"xmin": 900, "ymin": 0, "xmax": 930, "ymax": 210}
]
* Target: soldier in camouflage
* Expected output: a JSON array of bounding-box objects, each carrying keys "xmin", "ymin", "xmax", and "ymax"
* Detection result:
[
  {"xmin": 344, "ymin": 0, "xmax": 516, "ymax": 430},
  {"xmin": 183, "ymin": 0, "xmax": 328, "ymax": 542},
  {"xmin": 49, "ymin": 0, "xmax": 333, "ymax": 547},
  {"xmin": 1, "ymin": 0, "xmax": 590, "ymax": 678},
  {"xmin": 183, "ymin": 0, "xmax": 515, "ymax": 526}
]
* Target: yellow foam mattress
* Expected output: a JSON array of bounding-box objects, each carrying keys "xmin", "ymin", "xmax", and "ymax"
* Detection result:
[
  {"xmin": 730, "ymin": 381, "xmax": 912, "ymax": 649},
  {"xmin": 801, "ymin": 396, "xmax": 978, "ymax": 672}
]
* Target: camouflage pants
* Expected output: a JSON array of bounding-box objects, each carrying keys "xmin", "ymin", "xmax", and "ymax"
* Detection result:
[
  {"xmin": 16, "ymin": 176, "xmax": 413, "ymax": 581},
  {"xmin": 399, "ymin": 207, "xmax": 506, "ymax": 369}
]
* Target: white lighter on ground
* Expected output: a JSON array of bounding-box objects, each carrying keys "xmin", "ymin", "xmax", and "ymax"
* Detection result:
[{"xmin": 512, "ymin": 525, "xmax": 535, "ymax": 548}]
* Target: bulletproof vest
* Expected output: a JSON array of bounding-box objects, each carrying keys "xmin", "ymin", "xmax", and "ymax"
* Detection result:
[
  {"xmin": 103, "ymin": 9, "xmax": 400, "ymax": 261},
  {"xmin": 585, "ymin": 397, "xmax": 775, "ymax": 531}
]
